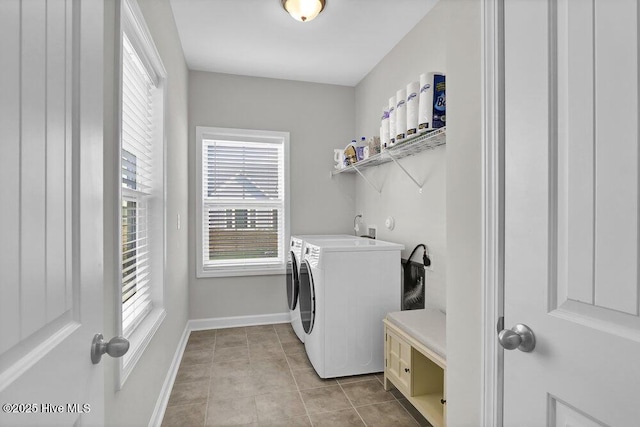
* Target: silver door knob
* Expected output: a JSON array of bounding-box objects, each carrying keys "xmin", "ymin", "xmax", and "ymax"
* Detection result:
[
  {"xmin": 91, "ymin": 333, "xmax": 130, "ymax": 364},
  {"xmin": 498, "ymin": 323, "xmax": 535, "ymax": 352}
]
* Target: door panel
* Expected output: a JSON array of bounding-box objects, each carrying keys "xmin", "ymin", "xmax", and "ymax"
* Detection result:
[
  {"xmin": 1, "ymin": 0, "xmax": 75, "ymax": 372},
  {"xmin": 552, "ymin": 397, "xmax": 606, "ymax": 427},
  {"xmin": 0, "ymin": 0, "xmax": 104, "ymax": 425},
  {"xmin": 554, "ymin": 0, "xmax": 640, "ymax": 327},
  {"xmin": 46, "ymin": 0, "xmax": 74, "ymax": 322},
  {"xmin": 20, "ymin": 0, "xmax": 48, "ymax": 339},
  {"xmin": 504, "ymin": 0, "xmax": 640, "ymax": 425},
  {"xmin": 0, "ymin": 0, "xmax": 21, "ymax": 355},
  {"xmin": 592, "ymin": 0, "xmax": 638, "ymax": 314}
]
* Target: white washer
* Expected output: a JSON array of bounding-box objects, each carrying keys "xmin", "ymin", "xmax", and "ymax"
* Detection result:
[
  {"xmin": 287, "ymin": 235, "xmax": 360, "ymax": 343},
  {"xmin": 299, "ymin": 238, "xmax": 404, "ymax": 378}
]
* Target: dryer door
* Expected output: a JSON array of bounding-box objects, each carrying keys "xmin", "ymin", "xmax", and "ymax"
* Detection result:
[
  {"xmin": 298, "ymin": 259, "xmax": 316, "ymax": 334},
  {"xmin": 286, "ymin": 250, "xmax": 299, "ymax": 310}
]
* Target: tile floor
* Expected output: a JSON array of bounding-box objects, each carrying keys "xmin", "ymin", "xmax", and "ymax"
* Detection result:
[{"xmin": 162, "ymin": 323, "xmax": 432, "ymax": 427}]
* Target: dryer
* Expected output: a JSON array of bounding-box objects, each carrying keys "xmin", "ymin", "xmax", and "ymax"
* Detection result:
[
  {"xmin": 286, "ymin": 235, "xmax": 360, "ymax": 343},
  {"xmin": 287, "ymin": 237, "xmax": 305, "ymax": 342},
  {"xmin": 299, "ymin": 238, "xmax": 403, "ymax": 378}
]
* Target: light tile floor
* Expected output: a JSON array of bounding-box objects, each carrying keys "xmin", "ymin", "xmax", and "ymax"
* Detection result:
[{"xmin": 162, "ymin": 323, "xmax": 432, "ymax": 427}]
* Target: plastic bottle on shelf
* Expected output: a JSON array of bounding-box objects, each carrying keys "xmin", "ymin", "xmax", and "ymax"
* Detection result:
[
  {"xmin": 380, "ymin": 106, "xmax": 390, "ymax": 149},
  {"xmin": 406, "ymin": 81, "xmax": 420, "ymax": 136},
  {"xmin": 395, "ymin": 88, "xmax": 407, "ymax": 142},
  {"xmin": 388, "ymin": 96, "xmax": 396, "ymax": 147},
  {"xmin": 356, "ymin": 137, "xmax": 369, "ymax": 161}
]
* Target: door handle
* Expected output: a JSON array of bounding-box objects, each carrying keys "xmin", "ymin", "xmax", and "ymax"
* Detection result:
[
  {"xmin": 91, "ymin": 333, "xmax": 130, "ymax": 364},
  {"xmin": 498, "ymin": 323, "xmax": 535, "ymax": 352}
]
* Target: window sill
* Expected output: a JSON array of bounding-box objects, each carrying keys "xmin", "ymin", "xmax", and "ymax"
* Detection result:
[
  {"xmin": 118, "ymin": 306, "xmax": 166, "ymax": 390},
  {"xmin": 197, "ymin": 266, "xmax": 285, "ymax": 279}
]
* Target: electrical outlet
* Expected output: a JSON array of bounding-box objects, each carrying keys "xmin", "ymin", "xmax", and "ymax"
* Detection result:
[
  {"xmin": 368, "ymin": 226, "xmax": 377, "ymax": 239},
  {"xmin": 425, "ymin": 256, "xmax": 434, "ymax": 272}
]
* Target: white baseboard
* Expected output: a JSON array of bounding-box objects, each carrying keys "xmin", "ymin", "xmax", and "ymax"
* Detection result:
[
  {"xmin": 148, "ymin": 312, "xmax": 290, "ymax": 426},
  {"xmin": 148, "ymin": 323, "xmax": 190, "ymax": 427},
  {"xmin": 189, "ymin": 312, "xmax": 290, "ymax": 331}
]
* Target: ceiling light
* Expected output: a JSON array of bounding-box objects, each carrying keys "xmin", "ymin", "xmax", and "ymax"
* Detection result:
[{"xmin": 281, "ymin": 0, "xmax": 326, "ymax": 22}]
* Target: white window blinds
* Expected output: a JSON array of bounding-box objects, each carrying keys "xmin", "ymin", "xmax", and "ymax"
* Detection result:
[
  {"xmin": 201, "ymin": 139, "xmax": 285, "ymax": 272},
  {"xmin": 120, "ymin": 33, "xmax": 155, "ymax": 338}
]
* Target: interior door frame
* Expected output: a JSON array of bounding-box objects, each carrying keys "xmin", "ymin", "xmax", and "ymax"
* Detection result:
[{"xmin": 480, "ymin": 0, "xmax": 505, "ymax": 426}]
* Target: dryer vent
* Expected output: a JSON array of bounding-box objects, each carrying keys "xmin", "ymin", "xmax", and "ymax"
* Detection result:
[
  {"xmin": 404, "ymin": 277, "xmax": 424, "ymax": 306},
  {"xmin": 401, "ymin": 258, "xmax": 425, "ymax": 310}
]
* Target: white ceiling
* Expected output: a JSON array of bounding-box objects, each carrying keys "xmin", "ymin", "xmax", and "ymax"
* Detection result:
[{"xmin": 169, "ymin": 0, "xmax": 439, "ymax": 87}]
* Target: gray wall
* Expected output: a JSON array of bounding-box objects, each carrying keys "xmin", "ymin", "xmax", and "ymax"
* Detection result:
[
  {"xmin": 103, "ymin": 0, "xmax": 190, "ymax": 425},
  {"xmin": 354, "ymin": 2, "xmax": 447, "ymax": 313},
  {"xmin": 188, "ymin": 71, "xmax": 355, "ymax": 320},
  {"xmin": 445, "ymin": 0, "xmax": 483, "ymax": 425},
  {"xmin": 354, "ymin": 1, "xmax": 485, "ymax": 424}
]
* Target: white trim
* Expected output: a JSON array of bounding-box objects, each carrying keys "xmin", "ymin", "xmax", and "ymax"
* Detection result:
[
  {"xmin": 118, "ymin": 308, "xmax": 166, "ymax": 388},
  {"xmin": 147, "ymin": 322, "xmax": 190, "ymax": 427},
  {"xmin": 481, "ymin": 0, "xmax": 504, "ymax": 426},
  {"xmin": 189, "ymin": 312, "xmax": 290, "ymax": 331},
  {"xmin": 199, "ymin": 267, "xmax": 286, "ymax": 278},
  {"xmin": 114, "ymin": 0, "xmax": 168, "ymax": 390},
  {"xmin": 120, "ymin": 0, "xmax": 166, "ymax": 82}
]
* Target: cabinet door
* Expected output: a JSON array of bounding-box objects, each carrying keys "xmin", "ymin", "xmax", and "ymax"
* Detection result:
[{"xmin": 386, "ymin": 328, "xmax": 412, "ymax": 395}]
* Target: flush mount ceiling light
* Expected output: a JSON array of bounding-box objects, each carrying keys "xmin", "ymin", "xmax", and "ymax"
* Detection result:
[{"xmin": 281, "ymin": 0, "xmax": 326, "ymax": 22}]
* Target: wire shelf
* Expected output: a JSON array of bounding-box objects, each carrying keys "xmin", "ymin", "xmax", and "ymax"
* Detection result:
[{"xmin": 331, "ymin": 127, "xmax": 446, "ymax": 176}]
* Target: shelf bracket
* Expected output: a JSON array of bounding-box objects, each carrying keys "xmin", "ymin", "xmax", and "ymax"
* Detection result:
[
  {"xmin": 351, "ymin": 163, "xmax": 382, "ymax": 194},
  {"xmin": 386, "ymin": 151, "xmax": 423, "ymax": 193}
]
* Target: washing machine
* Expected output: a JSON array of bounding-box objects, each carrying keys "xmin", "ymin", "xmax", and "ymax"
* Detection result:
[
  {"xmin": 299, "ymin": 238, "xmax": 404, "ymax": 378},
  {"xmin": 286, "ymin": 235, "xmax": 360, "ymax": 343}
]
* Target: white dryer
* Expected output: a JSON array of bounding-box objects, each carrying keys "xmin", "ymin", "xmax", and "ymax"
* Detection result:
[
  {"xmin": 299, "ymin": 238, "xmax": 404, "ymax": 378},
  {"xmin": 287, "ymin": 237, "xmax": 306, "ymax": 342},
  {"xmin": 286, "ymin": 235, "xmax": 360, "ymax": 343}
]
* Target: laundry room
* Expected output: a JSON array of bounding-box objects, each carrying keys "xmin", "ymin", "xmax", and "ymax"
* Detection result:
[
  {"xmin": 179, "ymin": 0, "xmax": 476, "ymax": 423},
  {"xmin": 182, "ymin": 3, "xmax": 456, "ymax": 426},
  {"xmin": 6, "ymin": 0, "xmax": 640, "ymax": 424},
  {"xmin": 1, "ymin": 0, "xmax": 486, "ymax": 426}
]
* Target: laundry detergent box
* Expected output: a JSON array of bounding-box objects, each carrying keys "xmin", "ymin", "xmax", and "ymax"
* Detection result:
[{"xmin": 418, "ymin": 72, "xmax": 446, "ymax": 131}]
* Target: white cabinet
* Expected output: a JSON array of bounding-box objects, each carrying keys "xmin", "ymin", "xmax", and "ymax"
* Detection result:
[
  {"xmin": 385, "ymin": 327, "xmax": 412, "ymax": 395},
  {"xmin": 384, "ymin": 319, "xmax": 446, "ymax": 427}
]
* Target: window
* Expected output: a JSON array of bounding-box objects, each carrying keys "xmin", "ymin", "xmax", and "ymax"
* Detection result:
[
  {"xmin": 196, "ymin": 127, "xmax": 290, "ymax": 277},
  {"xmin": 121, "ymin": 32, "xmax": 155, "ymax": 337},
  {"xmin": 117, "ymin": 0, "xmax": 166, "ymax": 386}
]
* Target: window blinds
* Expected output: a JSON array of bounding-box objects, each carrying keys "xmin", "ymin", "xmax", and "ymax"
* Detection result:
[
  {"xmin": 202, "ymin": 140, "xmax": 285, "ymax": 270},
  {"xmin": 121, "ymin": 33, "xmax": 155, "ymax": 337}
]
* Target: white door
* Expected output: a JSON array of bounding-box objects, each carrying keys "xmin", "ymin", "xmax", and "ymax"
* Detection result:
[
  {"xmin": 503, "ymin": 0, "xmax": 640, "ymax": 425},
  {"xmin": 0, "ymin": 0, "xmax": 104, "ymax": 425}
]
